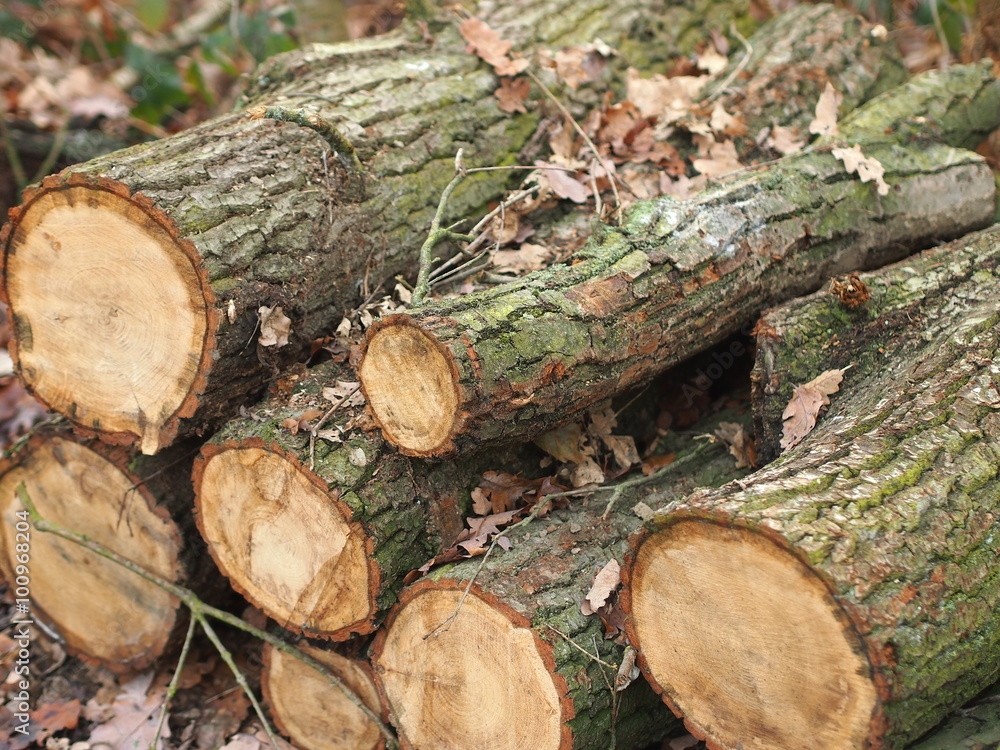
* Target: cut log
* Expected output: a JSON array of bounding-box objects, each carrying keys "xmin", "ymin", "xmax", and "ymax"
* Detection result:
[
  {"xmin": 0, "ymin": 0, "xmax": 749, "ymax": 456},
  {"xmin": 368, "ymin": 435, "xmax": 747, "ymax": 750},
  {"xmin": 263, "ymin": 642, "xmax": 386, "ymax": 750},
  {"xmin": 358, "ymin": 62, "xmax": 1000, "ymax": 457},
  {"xmin": 0, "ymin": 428, "xmax": 208, "ymax": 672},
  {"xmin": 621, "ymin": 225, "xmax": 1000, "ymax": 749},
  {"xmin": 193, "ymin": 358, "xmax": 550, "ymax": 640}
]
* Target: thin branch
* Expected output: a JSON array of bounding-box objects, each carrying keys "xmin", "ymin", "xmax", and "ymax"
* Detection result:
[
  {"xmin": 544, "ymin": 625, "xmax": 616, "ymax": 670},
  {"xmin": 152, "ymin": 617, "xmax": 197, "ymax": 748},
  {"xmin": 15, "ymin": 483, "xmax": 397, "ymax": 748},
  {"xmin": 702, "ymin": 25, "xmax": 754, "ymax": 104}
]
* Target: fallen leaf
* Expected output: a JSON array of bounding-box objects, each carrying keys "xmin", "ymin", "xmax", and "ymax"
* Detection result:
[
  {"xmin": 495, "ymin": 76, "xmax": 530, "ymax": 113},
  {"xmin": 471, "ymin": 487, "xmax": 491, "ymax": 515},
  {"xmin": 808, "ymin": 82, "xmax": 842, "ymax": 138},
  {"xmin": 696, "ymin": 47, "xmax": 729, "ymax": 75},
  {"xmin": 692, "ymin": 138, "xmax": 743, "ymax": 178},
  {"xmin": 536, "ymin": 163, "xmax": 590, "ymax": 203},
  {"xmin": 581, "ymin": 559, "xmax": 621, "ymax": 616},
  {"xmin": 832, "ymin": 144, "xmax": 890, "ymax": 196},
  {"xmin": 829, "ymin": 273, "xmax": 871, "ymax": 308},
  {"xmin": 458, "ymin": 17, "xmax": 528, "ymax": 77},
  {"xmin": 602, "ymin": 434, "xmax": 639, "ymax": 470},
  {"xmin": 780, "ymin": 368, "xmax": 849, "ymax": 451},
  {"xmin": 640, "ymin": 453, "xmax": 676, "ymax": 476},
  {"xmin": 258, "ymin": 306, "xmax": 291, "ymax": 347},
  {"xmin": 570, "ymin": 456, "xmax": 605, "ymax": 487},
  {"xmin": 714, "ymin": 422, "xmax": 757, "ymax": 469},
  {"xmin": 765, "ymin": 124, "xmax": 806, "ymax": 155},
  {"xmin": 534, "ymin": 422, "xmax": 586, "ymax": 464},
  {"xmin": 322, "ymin": 381, "xmax": 365, "ymax": 407},
  {"xmin": 85, "ymin": 672, "xmax": 169, "ymax": 750},
  {"xmin": 493, "ymin": 243, "xmax": 552, "ymax": 273},
  {"xmin": 709, "ymin": 102, "xmax": 745, "ymax": 137},
  {"xmin": 625, "ymin": 68, "xmax": 702, "ymax": 121}
]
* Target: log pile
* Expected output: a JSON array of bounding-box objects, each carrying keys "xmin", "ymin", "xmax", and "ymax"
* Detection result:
[{"xmin": 1, "ymin": 3, "xmax": 999, "ymax": 749}]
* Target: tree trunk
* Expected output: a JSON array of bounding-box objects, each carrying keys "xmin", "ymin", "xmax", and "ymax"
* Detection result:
[
  {"xmin": 0, "ymin": 428, "xmax": 208, "ymax": 672},
  {"xmin": 621, "ymin": 226, "xmax": 1000, "ymax": 750},
  {"xmin": 193, "ymin": 358, "xmax": 551, "ymax": 641},
  {"xmin": 358, "ymin": 61, "xmax": 999, "ymax": 458},
  {"xmin": 0, "ymin": 0, "xmax": 751, "ymax": 456},
  {"xmin": 368, "ymin": 435, "xmax": 748, "ymax": 750},
  {"xmin": 263, "ymin": 641, "xmax": 387, "ymax": 750}
]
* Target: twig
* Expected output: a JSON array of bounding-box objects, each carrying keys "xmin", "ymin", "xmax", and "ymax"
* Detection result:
[
  {"xmin": 247, "ymin": 105, "xmax": 362, "ymax": 173},
  {"xmin": 309, "ymin": 383, "xmax": 361, "ymax": 470},
  {"xmin": 544, "ymin": 625, "xmax": 616, "ymax": 670},
  {"xmin": 0, "ymin": 107, "xmax": 28, "ymax": 190},
  {"xmin": 929, "ymin": 0, "xmax": 951, "ymax": 68},
  {"xmin": 702, "ymin": 25, "xmax": 754, "ymax": 104},
  {"xmin": 525, "ymin": 69, "xmax": 624, "ymax": 219},
  {"xmin": 152, "ymin": 617, "xmax": 197, "ymax": 748},
  {"xmin": 411, "ymin": 150, "xmax": 475, "ymax": 305},
  {"xmin": 15, "ymin": 483, "xmax": 398, "ymax": 749}
]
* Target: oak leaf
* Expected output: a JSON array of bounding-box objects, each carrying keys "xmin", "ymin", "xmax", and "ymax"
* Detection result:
[
  {"xmin": 581, "ymin": 559, "xmax": 621, "ymax": 615},
  {"xmin": 832, "ymin": 145, "xmax": 890, "ymax": 196},
  {"xmin": 258, "ymin": 305, "xmax": 291, "ymax": 347},
  {"xmin": 495, "ymin": 76, "xmax": 530, "ymax": 113},
  {"xmin": 714, "ymin": 422, "xmax": 757, "ymax": 469},
  {"xmin": 458, "ymin": 17, "xmax": 528, "ymax": 77},
  {"xmin": 808, "ymin": 82, "xmax": 841, "ymax": 137},
  {"xmin": 780, "ymin": 368, "xmax": 849, "ymax": 452}
]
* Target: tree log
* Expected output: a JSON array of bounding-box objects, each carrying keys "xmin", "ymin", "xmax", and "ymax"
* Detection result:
[
  {"xmin": 358, "ymin": 61, "xmax": 999, "ymax": 457},
  {"xmin": 368, "ymin": 436, "xmax": 747, "ymax": 750},
  {"xmin": 0, "ymin": 428, "xmax": 208, "ymax": 672},
  {"xmin": 621, "ymin": 226, "xmax": 1000, "ymax": 749},
  {"xmin": 0, "ymin": 0, "xmax": 752, "ymax": 456},
  {"xmin": 263, "ymin": 641, "xmax": 387, "ymax": 750},
  {"xmin": 193, "ymin": 358, "xmax": 550, "ymax": 640}
]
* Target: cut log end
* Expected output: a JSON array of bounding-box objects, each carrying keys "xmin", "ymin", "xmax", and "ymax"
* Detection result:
[
  {"xmin": 625, "ymin": 519, "xmax": 880, "ymax": 750},
  {"xmin": 373, "ymin": 582, "xmax": 570, "ymax": 750},
  {"xmin": 263, "ymin": 643, "xmax": 384, "ymax": 750},
  {"xmin": 194, "ymin": 445, "xmax": 375, "ymax": 638},
  {"xmin": 1, "ymin": 178, "xmax": 214, "ymax": 455},
  {"xmin": 359, "ymin": 316, "xmax": 460, "ymax": 457},
  {"xmin": 0, "ymin": 436, "xmax": 183, "ymax": 672}
]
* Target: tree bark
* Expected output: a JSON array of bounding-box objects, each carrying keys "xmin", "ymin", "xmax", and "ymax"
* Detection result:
[
  {"xmin": 358, "ymin": 61, "xmax": 999, "ymax": 458},
  {"xmin": 0, "ymin": 428, "xmax": 208, "ymax": 672},
  {"xmin": 0, "ymin": 0, "xmax": 752, "ymax": 456},
  {"xmin": 621, "ymin": 225, "xmax": 1000, "ymax": 750},
  {"xmin": 193, "ymin": 358, "xmax": 551, "ymax": 641},
  {"xmin": 367, "ymin": 435, "xmax": 748, "ymax": 750},
  {"xmin": 263, "ymin": 641, "xmax": 387, "ymax": 750}
]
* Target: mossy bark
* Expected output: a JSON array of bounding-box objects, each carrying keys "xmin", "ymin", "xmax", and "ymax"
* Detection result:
[
  {"xmin": 359, "ymin": 62, "xmax": 999, "ymax": 458},
  {"xmin": 194, "ymin": 358, "xmax": 553, "ymax": 640},
  {"xmin": 753, "ymin": 222, "xmax": 1000, "ymax": 462},
  {"xmin": 2, "ymin": 0, "xmax": 750, "ymax": 454},
  {"xmin": 624, "ymin": 224, "xmax": 1000, "ymax": 749}
]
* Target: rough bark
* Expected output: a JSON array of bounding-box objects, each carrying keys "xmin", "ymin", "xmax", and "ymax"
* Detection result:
[
  {"xmin": 263, "ymin": 641, "xmax": 387, "ymax": 750},
  {"xmin": 0, "ymin": 427, "xmax": 208, "ymax": 672},
  {"xmin": 621, "ymin": 225, "xmax": 1000, "ymax": 749},
  {"xmin": 358, "ymin": 62, "xmax": 999, "ymax": 458},
  {"xmin": 0, "ymin": 0, "xmax": 752, "ymax": 456},
  {"xmin": 193, "ymin": 358, "xmax": 551, "ymax": 641},
  {"xmin": 753, "ymin": 223, "xmax": 1000, "ymax": 462},
  {"xmin": 705, "ymin": 3, "xmax": 906, "ymax": 160},
  {"xmin": 368, "ymin": 436, "xmax": 747, "ymax": 750}
]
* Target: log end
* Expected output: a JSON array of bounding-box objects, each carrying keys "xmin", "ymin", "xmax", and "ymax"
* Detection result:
[
  {"xmin": 359, "ymin": 315, "xmax": 461, "ymax": 457},
  {"xmin": 371, "ymin": 581, "xmax": 573, "ymax": 750},
  {"xmin": 0, "ymin": 174, "xmax": 216, "ymax": 455},
  {"xmin": 0, "ymin": 436, "xmax": 184, "ymax": 672},
  {"xmin": 263, "ymin": 643, "xmax": 385, "ymax": 750},
  {"xmin": 623, "ymin": 518, "xmax": 881, "ymax": 750},
  {"xmin": 194, "ymin": 444, "xmax": 377, "ymax": 639}
]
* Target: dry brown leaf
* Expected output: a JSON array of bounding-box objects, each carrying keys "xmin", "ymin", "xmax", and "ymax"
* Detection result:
[
  {"xmin": 692, "ymin": 139, "xmax": 743, "ymax": 178},
  {"xmin": 641, "ymin": 453, "xmax": 676, "ymax": 475},
  {"xmin": 581, "ymin": 559, "xmax": 621, "ymax": 615},
  {"xmin": 832, "ymin": 145, "xmax": 890, "ymax": 196},
  {"xmin": 258, "ymin": 305, "xmax": 291, "ymax": 347},
  {"xmin": 765, "ymin": 124, "xmax": 806, "ymax": 155},
  {"xmin": 458, "ymin": 17, "xmax": 528, "ymax": 77},
  {"xmin": 696, "ymin": 47, "xmax": 729, "ymax": 75},
  {"xmin": 493, "ymin": 243, "xmax": 552, "ymax": 273},
  {"xmin": 495, "ymin": 76, "xmax": 530, "ymax": 113},
  {"xmin": 536, "ymin": 163, "xmax": 590, "ymax": 203},
  {"xmin": 570, "ymin": 456, "xmax": 605, "ymax": 487},
  {"xmin": 471, "ymin": 487, "xmax": 492, "ymax": 515},
  {"xmin": 709, "ymin": 102, "xmax": 745, "ymax": 137},
  {"xmin": 85, "ymin": 672, "xmax": 169, "ymax": 750},
  {"xmin": 602, "ymin": 434, "xmax": 640, "ymax": 470},
  {"xmin": 322, "ymin": 381, "xmax": 365, "ymax": 407},
  {"xmin": 625, "ymin": 68, "xmax": 702, "ymax": 121},
  {"xmin": 713, "ymin": 422, "xmax": 757, "ymax": 469},
  {"xmin": 780, "ymin": 368, "xmax": 849, "ymax": 451},
  {"xmin": 808, "ymin": 82, "xmax": 842, "ymax": 138}
]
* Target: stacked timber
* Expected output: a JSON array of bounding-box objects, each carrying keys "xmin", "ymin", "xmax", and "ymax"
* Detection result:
[
  {"xmin": 622, "ymin": 225, "xmax": 1000, "ymax": 749},
  {"xmin": 0, "ymin": 427, "xmax": 208, "ymax": 672},
  {"xmin": 0, "ymin": 0, "xmax": 748, "ymax": 456}
]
